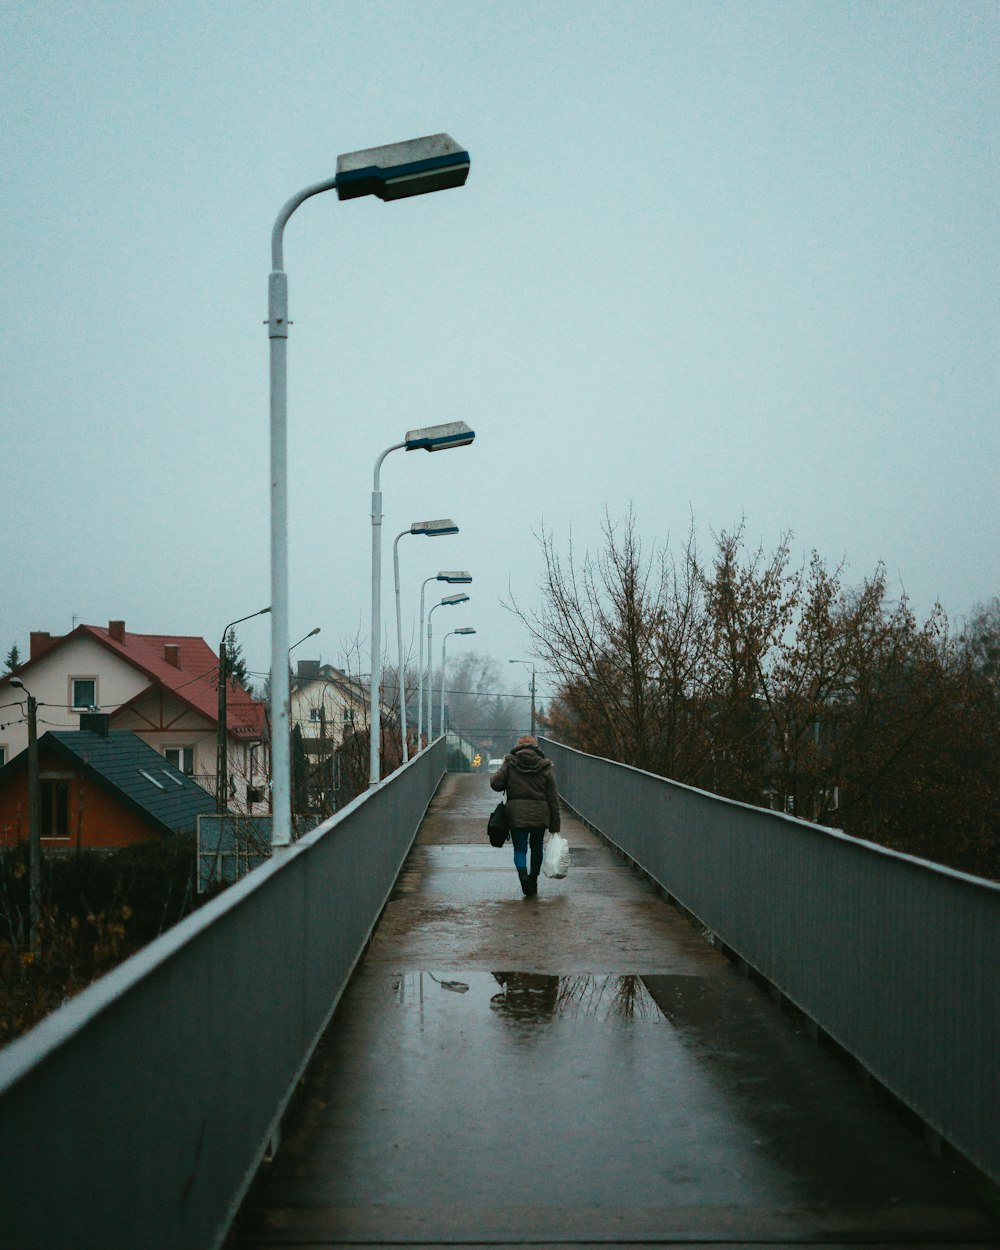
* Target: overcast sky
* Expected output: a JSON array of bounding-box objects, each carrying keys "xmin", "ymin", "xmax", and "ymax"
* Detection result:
[{"xmin": 3, "ymin": 1, "xmax": 997, "ymax": 705}]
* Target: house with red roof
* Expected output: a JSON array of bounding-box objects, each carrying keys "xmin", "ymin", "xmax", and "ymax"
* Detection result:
[{"xmin": 0, "ymin": 621, "xmax": 268, "ymax": 816}]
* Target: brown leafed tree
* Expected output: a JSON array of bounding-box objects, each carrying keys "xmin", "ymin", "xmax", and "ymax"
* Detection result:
[{"xmin": 515, "ymin": 508, "xmax": 1000, "ymax": 879}]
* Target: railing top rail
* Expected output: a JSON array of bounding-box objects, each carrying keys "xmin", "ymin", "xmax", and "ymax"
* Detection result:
[
  {"xmin": 540, "ymin": 735, "xmax": 1000, "ymax": 895},
  {"xmin": 0, "ymin": 741, "xmax": 445, "ymax": 1095}
]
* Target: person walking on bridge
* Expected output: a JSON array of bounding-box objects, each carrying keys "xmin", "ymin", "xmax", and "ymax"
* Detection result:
[{"xmin": 490, "ymin": 735, "xmax": 561, "ymax": 897}]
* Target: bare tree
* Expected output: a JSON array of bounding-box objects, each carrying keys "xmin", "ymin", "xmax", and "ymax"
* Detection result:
[{"xmin": 512, "ymin": 506, "xmax": 1000, "ymax": 878}]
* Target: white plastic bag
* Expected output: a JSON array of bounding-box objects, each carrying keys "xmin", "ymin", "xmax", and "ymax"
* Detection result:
[{"xmin": 541, "ymin": 833, "xmax": 570, "ymax": 879}]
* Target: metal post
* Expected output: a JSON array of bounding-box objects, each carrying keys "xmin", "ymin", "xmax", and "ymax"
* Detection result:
[
  {"xmin": 216, "ymin": 637, "xmax": 228, "ymax": 814},
  {"xmin": 440, "ymin": 635, "xmax": 448, "ymax": 740},
  {"xmin": 531, "ymin": 666, "xmax": 537, "ymax": 737},
  {"xmin": 369, "ymin": 444, "xmax": 404, "ymax": 787},
  {"xmin": 393, "ymin": 533, "xmax": 408, "ymax": 764},
  {"xmin": 26, "ymin": 694, "xmax": 40, "ymax": 952},
  {"xmin": 268, "ymin": 267, "xmax": 292, "ymax": 845},
  {"xmin": 426, "ymin": 607, "xmax": 437, "ymax": 742},
  {"xmin": 370, "ymin": 480, "xmax": 382, "ymax": 786},
  {"xmin": 417, "ymin": 577, "xmax": 433, "ymax": 751},
  {"xmin": 268, "ymin": 178, "xmax": 338, "ymax": 843}
]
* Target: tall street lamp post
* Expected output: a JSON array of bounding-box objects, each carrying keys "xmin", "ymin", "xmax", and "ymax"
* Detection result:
[
  {"xmin": 426, "ymin": 594, "xmax": 469, "ymax": 740},
  {"xmin": 508, "ymin": 659, "xmax": 537, "ymax": 736},
  {"xmin": 393, "ymin": 522, "xmax": 458, "ymax": 765},
  {"xmin": 268, "ymin": 134, "xmax": 470, "ymax": 844},
  {"xmin": 441, "ymin": 627, "xmax": 477, "ymax": 739},
  {"xmin": 9, "ymin": 679, "xmax": 40, "ymax": 950},
  {"xmin": 216, "ymin": 606, "xmax": 271, "ymax": 815},
  {"xmin": 287, "ymin": 627, "xmax": 320, "ymax": 816},
  {"xmin": 370, "ymin": 423, "xmax": 474, "ymax": 787},
  {"xmin": 418, "ymin": 571, "xmax": 472, "ymax": 750}
]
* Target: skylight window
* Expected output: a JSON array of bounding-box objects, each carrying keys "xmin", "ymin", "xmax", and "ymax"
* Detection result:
[
  {"xmin": 139, "ymin": 769, "xmax": 165, "ymax": 789},
  {"xmin": 162, "ymin": 770, "xmax": 184, "ymax": 787}
]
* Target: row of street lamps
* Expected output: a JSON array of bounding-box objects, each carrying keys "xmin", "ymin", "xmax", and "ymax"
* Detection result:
[{"xmin": 267, "ymin": 133, "xmax": 474, "ymax": 843}]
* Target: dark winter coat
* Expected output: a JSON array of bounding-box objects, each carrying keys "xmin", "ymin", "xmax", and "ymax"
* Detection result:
[{"xmin": 490, "ymin": 743, "xmax": 561, "ymax": 832}]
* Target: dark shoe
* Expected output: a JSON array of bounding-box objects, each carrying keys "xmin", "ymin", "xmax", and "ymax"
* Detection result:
[
  {"xmin": 518, "ymin": 869, "xmax": 530, "ymax": 895},
  {"xmin": 525, "ymin": 874, "xmax": 538, "ymax": 896}
]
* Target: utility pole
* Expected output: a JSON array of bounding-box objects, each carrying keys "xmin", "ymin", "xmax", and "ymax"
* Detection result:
[
  {"xmin": 26, "ymin": 690, "xmax": 40, "ymax": 951},
  {"xmin": 507, "ymin": 660, "xmax": 537, "ymax": 737},
  {"xmin": 216, "ymin": 607, "xmax": 271, "ymax": 815},
  {"xmin": 216, "ymin": 633, "xmax": 229, "ymax": 814},
  {"xmin": 11, "ymin": 679, "xmax": 40, "ymax": 950}
]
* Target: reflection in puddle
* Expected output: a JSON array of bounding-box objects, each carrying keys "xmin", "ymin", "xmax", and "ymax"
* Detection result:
[
  {"xmin": 490, "ymin": 972, "xmax": 665, "ymax": 1022},
  {"xmin": 427, "ymin": 972, "xmax": 469, "ymax": 993}
]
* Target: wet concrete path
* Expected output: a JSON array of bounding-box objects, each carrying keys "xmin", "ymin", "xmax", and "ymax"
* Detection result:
[{"xmin": 235, "ymin": 773, "xmax": 1000, "ymax": 1248}]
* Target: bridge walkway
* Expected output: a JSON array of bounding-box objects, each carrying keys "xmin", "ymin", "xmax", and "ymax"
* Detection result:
[{"xmin": 233, "ymin": 773, "xmax": 1000, "ymax": 1248}]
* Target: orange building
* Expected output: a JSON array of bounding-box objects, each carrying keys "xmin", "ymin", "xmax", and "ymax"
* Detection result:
[{"xmin": 0, "ymin": 715, "xmax": 216, "ymax": 850}]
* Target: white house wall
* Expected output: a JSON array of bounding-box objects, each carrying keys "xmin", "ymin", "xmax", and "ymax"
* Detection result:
[
  {"xmin": 3, "ymin": 640, "xmax": 268, "ymax": 816},
  {"xmin": 2, "ymin": 636, "xmax": 148, "ymax": 760}
]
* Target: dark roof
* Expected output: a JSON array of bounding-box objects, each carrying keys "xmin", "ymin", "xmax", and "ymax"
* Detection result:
[{"xmin": 31, "ymin": 729, "xmax": 216, "ymax": 836}]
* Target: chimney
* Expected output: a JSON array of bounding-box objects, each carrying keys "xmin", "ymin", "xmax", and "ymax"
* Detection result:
[
  {"xmin": 30, "ymin": 631, "xmax": 53, "ymax": 659},
  {"xmin": 164, "ymin": 644, "xmax": 181, "ymax": 668},
  {"xmin": 109, "ymin": 620, "xmax": 125, "ymax": 643},
  {"xmin": 79, "ymin": 712, "xmax": 111, "ymax": 738}
]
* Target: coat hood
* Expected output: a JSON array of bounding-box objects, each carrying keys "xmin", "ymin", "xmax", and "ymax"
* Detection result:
[{"xmin": 507, "ymin": 744, "xmax": 552, "ymax": 774}]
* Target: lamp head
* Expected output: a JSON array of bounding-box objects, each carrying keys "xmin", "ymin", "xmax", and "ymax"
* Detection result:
[
  {"xmin": 335, "ymin": 134, "xmax": 470, "ymax": 202},
  {"xmin": 454, "ymin": 627, "xmax": 476, "ymax": 636},
  {"xmin": 411, "ymin": 518, "xmax": 459, "ymax": 537},
  {"xmin": 437, "ymin": 570, "xmax": 472, "ymax": 583},
  {"xmin": 404, "ymin": 421, "xmax": 475, "ymax": 453},
  {"xmin": 440, "ymin": 593, "xmax": 469, "ymax": 607}
]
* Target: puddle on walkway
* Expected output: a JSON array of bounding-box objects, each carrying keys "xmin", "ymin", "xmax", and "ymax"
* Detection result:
[{"xmin": 395, "ymin": 970, "xmax": 667, "ymax": 1021}]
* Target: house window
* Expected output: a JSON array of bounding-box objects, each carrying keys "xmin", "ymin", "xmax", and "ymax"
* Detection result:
[
  {"xmin": 71, "ymin": 678, "xmax": 98, "ymax": 711},
  {"xmin": 0, "ymin": 745, "xmax": 6, "ymax": 768},
  {"xmin": 309, "ymin": 708, "xmax": 322, "ymax": 723},
  {"xmin": 41, "ymin": 780, "xmax": 70, "ymax": 838},
  {"xmin": 164, "ymin": 746, "xmax": 195, "ymax": 775}
]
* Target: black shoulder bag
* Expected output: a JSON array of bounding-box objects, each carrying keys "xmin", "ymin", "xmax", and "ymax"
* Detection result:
[{"xmin": 487, "ymin": 795, "xmax": 509, "ymax": 847}]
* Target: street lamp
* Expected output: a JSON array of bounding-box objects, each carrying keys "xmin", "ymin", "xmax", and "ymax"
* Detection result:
[
  {"xmin": 426, "ymin": 594, "xmax": 470, "ymax": 740},
  {"xmin": 508, "ymin": 660, "xmax": 537, "ymax": 737},
  {"xmin": 393, "ymin": 523, "xmax": 458, "ymax": 766},
  {"xmin": 268, "ymin": 133, "xmax": 470, "ymax": 845},
  {"xmin": 289, "ymin": 626, "xmax": 321, "ymax": 656},
  {"xmin": 441, "ymin": 628, "xmax": 477, "ymax": 739},
  {"xmin": 216, "ymin": 606, "xmax": 271, "ymax": 815},
  {"xmin": 418, "ymin": 571, "xmax": 472, "ymax": 750},
  {"xmin": 370, "ymin": 424, "xmax": 474, "ymax": 788},
  {"xmin": 9, "ymin": 679, "xmax": 40, "ymax": 949}
]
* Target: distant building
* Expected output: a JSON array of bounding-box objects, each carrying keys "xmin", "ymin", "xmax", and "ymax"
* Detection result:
[
  {"xmin": 290, "ymin": 661, "xmax": 370, "ymax": 752},
  {"xmin": 0, "ymin": 716, "xmax": 217, "ymax": 849}
]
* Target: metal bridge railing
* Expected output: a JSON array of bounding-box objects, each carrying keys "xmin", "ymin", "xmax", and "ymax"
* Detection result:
[
  {"xmin": 543, "ymin": 736, "xmax": 1000, "ymax": 1187},
  {"xmin": 0, "ymin": 738, "xmax": 447, "ymax": 1250}
]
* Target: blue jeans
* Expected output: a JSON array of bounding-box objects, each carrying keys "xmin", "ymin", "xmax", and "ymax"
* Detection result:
[{"xmin": 511, "ymin": 828, "xmax": 545, "ymax": 877}]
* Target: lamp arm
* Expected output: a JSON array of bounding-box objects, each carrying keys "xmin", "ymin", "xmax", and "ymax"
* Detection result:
[{"xmin": 271, "ymin": 177, "xmax": 339, "ymax": 271}]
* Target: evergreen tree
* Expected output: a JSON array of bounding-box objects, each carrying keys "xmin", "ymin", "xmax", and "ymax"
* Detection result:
[
  {"xmin": 4, "ymin": 643, "xmax": 21, "ymax": 674},
  {"xmin": 224, "ymin": 630, "xmax": 251, "ymax": 690}
]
